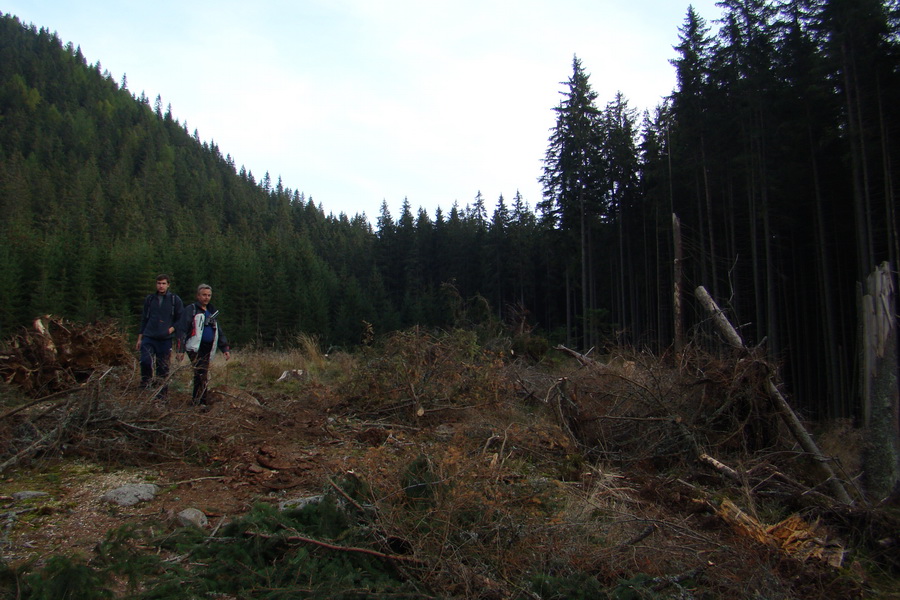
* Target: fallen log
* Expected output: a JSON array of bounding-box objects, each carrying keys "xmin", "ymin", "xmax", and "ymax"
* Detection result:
[
  {"xmin": 554, "ymin": 345, "xmax": 635, "ymax": 375},
  {"xmin": 716, "ymin": 498, "xmax": 845, "ymax": 568},
  {"xmin": 554, "ymin": 345, "xmax": 600, "ymax": 368}
]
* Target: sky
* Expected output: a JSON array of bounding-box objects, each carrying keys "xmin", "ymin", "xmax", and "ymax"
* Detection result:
[{"xmin": 5, "ymin": 0, "xmax": 724, "ymax": 222}]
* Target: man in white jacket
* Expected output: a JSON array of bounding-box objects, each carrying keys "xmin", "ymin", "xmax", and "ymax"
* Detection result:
[{"xmin": 176, "ymin": 284, "xmax": 230, "ymax": 406}]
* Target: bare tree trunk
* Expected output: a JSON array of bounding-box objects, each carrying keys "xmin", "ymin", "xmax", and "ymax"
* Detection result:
[
  {"xmin": 762, "ymin": 188, "xmax": 777, "ymax": 357},
  {"xmin": 618, "ymin": 201, "xmax": 627, "ymax": 345},
  {"xmin": 666, "ymin": 123, "xmax": 676, "ymax": 351},
  {"xmin": 860, "ymin": 262, "xmax": 899, "ymax": 501},
  {"xmin": 841, "ymin": 38, "xmax": 874, "ymax": 279},
  {"xmin": 810, "ymin": 123, "xmax": 845, "ymax": 417},
  {"xmin": 589, "ymin": 208, "xmax": 597, "ymax": 350},
  {"xmin": 673, "ymin": 214, "xmax": 684, "ymax": 353},
  {"xmin": 566, "ymin": 268, "xmax": 573, "ymax": 348},
  {"xmin": 748, "ymin": 177, "xmax": 765, "ymax": 345},
  {"xmin": 757, "ymin": 111, "xmax": 778, "ymax": 362},
  {"xmin": 701, "ymin": 140, "xmax": 718, "ymax": 301},
  {"xmin": 580, "ymin": 193, "xmax": 589, "ymax": 350},
  {"xmin": 655, "ymin": 209, "xmax": 665, "ymax": 351}
]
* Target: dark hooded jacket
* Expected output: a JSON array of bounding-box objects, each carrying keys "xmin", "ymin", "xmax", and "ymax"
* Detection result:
[{"xmin": 138, "ymin": 292, "xmax": 183, "ymax": 340}]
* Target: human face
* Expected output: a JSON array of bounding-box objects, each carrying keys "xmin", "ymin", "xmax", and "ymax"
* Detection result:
[
  {"xmin": 156, "ymin": 279, "xmax": 170, "ymax": 294},
  {"xmin": 196, "ymin": 288, "xmax": 212, "ymax": 308}
]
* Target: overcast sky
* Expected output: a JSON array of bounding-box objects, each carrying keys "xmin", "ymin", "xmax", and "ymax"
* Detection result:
[{"xmin": 5, "ymin": 0, "xmax": 724, "ymax": 222}]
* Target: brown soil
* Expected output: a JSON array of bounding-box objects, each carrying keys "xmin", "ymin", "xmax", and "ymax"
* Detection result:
[{"xmin": 0, "ymin": 386, "xmax": 337, "ymax": 566}]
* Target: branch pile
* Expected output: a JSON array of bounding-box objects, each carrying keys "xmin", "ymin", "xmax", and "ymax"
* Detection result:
[{"xmin": 551, "ymin": 346, "xmax": 780, "ymax": 467}]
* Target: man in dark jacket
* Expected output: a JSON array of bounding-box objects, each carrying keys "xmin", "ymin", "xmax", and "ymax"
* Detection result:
[
  {"xmin": 136, "ymin": 274, "xmax": 184, "ymax": 396},
  {"xmin": 176, "ymin": 283, "xmax": 230, "ymax": 406}
]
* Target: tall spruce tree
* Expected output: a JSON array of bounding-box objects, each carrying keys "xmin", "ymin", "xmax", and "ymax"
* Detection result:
[
  {"xmin": 670, "ymin": 6, "xmax": 717, "ymax": 299},
  {"xmin": 539, "ymin": 55, "xmax": 605, "ymax": 348}
]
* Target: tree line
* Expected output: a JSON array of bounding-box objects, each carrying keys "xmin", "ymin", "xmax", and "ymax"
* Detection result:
[
  {"xmin": 1, "ymin": 0, "xmax": 897, "ymax": 421},
  {"xmin": 533, "ymin": 0, "xmax": 899, "ymax": 419}
]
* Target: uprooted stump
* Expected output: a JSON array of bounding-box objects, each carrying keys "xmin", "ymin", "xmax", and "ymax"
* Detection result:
[{"xmin": 0, "ymin": 315, "xmax": 132, "ymax": 396}]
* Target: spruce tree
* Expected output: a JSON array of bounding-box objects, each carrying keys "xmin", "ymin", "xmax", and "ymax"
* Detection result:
[{"xmin": 539, "ymin": 55, "xmax": 605, "ymax": 348}]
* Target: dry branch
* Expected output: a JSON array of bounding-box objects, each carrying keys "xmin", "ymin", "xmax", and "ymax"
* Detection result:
[
  {"xmin": 245, "ymin": 531, "xmax": 425, "ymax": 565},
  {"xmin": 551, "ymin": 378, "xmax": 582, "ymax": 449},
  {"xmin": 0, "ymin": 385, "xmax": 85, "ymax": 420},
  {"xmin": 699, "ymin": 452, "xmax": 741, "ymax": 481},
  {"xmin": 0, "ymin": 425, "xmax": 61, "ymax": 472},
  {"xmin": 554, "ymin": 345, "xmax": 600, "ymax": 368},
  {"xmin": 618, "ymin": 524, "xmax": 658, "ymax": 548},
  {"xmin": 327, "ymin": 477, "xmax": 368, "ymax": 513}
]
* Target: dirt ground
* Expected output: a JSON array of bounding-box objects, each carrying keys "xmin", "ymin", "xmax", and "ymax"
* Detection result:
[{"xmin": 0, "ymin": 385, "xmax": 340, "ymax": 567}]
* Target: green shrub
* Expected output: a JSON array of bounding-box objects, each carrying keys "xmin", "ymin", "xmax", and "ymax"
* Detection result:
[
  {"xmin": 25, "ymin": 556, "xmax": 113, "ymax": 600},
  {"xmin": 531, "ymin": 571, "xmax": 606, "ymax": 600}
]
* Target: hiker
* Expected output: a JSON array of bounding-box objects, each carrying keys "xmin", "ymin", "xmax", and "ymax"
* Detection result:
[
  {"xmin": 176, "ymin": 283, "xmax": 230, "ymax": 406},
  {"xmin": 136, "ymin": 274, "xmax": 184, "ymax": 397}
]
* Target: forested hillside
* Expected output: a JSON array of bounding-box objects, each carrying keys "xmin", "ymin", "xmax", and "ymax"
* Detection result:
[
  {"xmin": 1, "ymin": 0, "xmax": 898, "ymax": 422},
  {"xmin": 0, "ymin": 13, "xmax": 395, "ymax": 348}
]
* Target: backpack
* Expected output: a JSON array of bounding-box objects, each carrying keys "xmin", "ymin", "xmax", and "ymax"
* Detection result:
[{"xmin": 143, "ymin": 292, "xmax": 179, "ymax": 323}]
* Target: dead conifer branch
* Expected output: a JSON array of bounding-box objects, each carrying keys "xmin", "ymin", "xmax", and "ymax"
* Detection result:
[
  {"xmin": 116, "ymin": 421, "xmax": 171, "ymax": 435},
  {"xmin": 0, "ymin": 385, "xmax": 85, "ymax": 420},
  {"xmin": 618, "ymin": 523, "xmax": 658, "ymax": 548},
  {"xmin": 0, "ymin": 424, "xmax": 62, "ymax": 472},
  {"xmin": 554, "ymin": 344, "xmax": 599, "ymax": 368},
  {"xmin": 552, "ymin": 378, "xmax": 584, "ymax": 449},
  {"xmin": 26, "ymin": 395, "xmax": 78, "ymax": 424},
  {"xmin": 591, "ymin": 415, "xmax": 677, "ymax": 423},
  {"xmin": 245, "ymin": 531, "xmax": 426, "ymax": 565},
  {"xmin": 327, "ymin": 477, "xmax": 368, "ymax": 513}
]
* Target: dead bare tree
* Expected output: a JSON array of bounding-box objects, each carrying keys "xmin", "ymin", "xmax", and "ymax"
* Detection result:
[{"xmin": 859, "ymin": 261, "xmax": 899, "ymax": 500}]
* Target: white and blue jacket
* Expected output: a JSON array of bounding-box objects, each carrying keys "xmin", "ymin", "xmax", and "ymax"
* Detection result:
[{"xmin": 177, "ymin": 302, "xmax": 230, "ymax": 358}]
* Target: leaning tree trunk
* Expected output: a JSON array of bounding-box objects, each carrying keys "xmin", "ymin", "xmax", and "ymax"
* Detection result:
[
  {"xmin": 860, "ymin": 261, "xmax": 899, "ymax": 501},
  {"xmin": 695, "ymin": 286, "xmax": 853, "ymax": 505}
]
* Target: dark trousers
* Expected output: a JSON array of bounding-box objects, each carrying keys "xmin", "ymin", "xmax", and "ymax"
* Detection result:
[
  {"xmin": 140, "ymin": 337, "xmax": 172, "ymax": 394},
  {"xmin": 187, "ymin": 340, "xmax": 214, "ymax": 405}
]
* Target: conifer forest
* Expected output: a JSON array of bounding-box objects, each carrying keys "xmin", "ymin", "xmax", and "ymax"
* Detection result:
[{"xmin": 1, "ymin": 0, "xmax": 898, "ymax": 427}]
